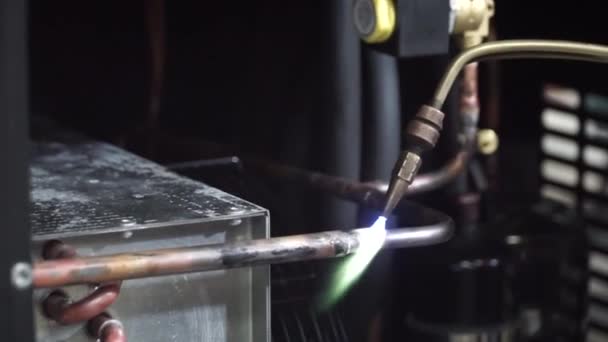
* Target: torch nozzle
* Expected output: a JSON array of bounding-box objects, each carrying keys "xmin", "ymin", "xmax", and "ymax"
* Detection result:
[
  {"xmin": 382, "ymin": 177, "xmax": 410, "ymax": 217},
  {"xmin": 382, "ymin": 151, "xmax": 422, "ymax": 217}
]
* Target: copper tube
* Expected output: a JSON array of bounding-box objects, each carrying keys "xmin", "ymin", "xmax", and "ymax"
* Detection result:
[
  {"xmin": 102, "ymin": 324, "xmax": 127, "ymax": 342},
  {"xmin": 364, "ymin": 151, "xmax": 469, "ymax": 195},
  {"xmin": 33, "ymin": 221, "xmax": 452, "ymax": 288},
  {"xmin": 460, "ymin": 63, "xmax": 480, "ymax": 132},
  {"xmin": 432, "ymin": 40, "xmax": 608, "ymax": 109},
  {"xmin": 41, "ymin": 241, "xmax": 122, "ymax": 324},
  {"xmin": 246, "ymin": 158, "xmax": 387, "ymax": 208},
  {"xmin": 89, "ymin": 313, "xmax": 127, "ymax": 342},
  {"xmin": 250, "ymin": 151, "xmax": 469, "ymax": 203},
  {"xmin": 159, "ymin": 135, "xmax": 467, "ymax": 201},
  {"xmin": 43, "ymin": 284, "xmax": 121, "ymax": 324}
]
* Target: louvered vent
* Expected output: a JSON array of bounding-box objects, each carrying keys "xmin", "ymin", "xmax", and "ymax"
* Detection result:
[{"xmin": 540, "ymin": 84, "xmax": 608, "ymax": 341}]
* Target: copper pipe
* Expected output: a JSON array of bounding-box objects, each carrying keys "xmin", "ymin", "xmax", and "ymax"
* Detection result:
[
  {"xmin": 159, "ymin": 135, "xmax": 470, "ymax": 200},
  {"xmin": 460, "ymin": 63, "xmax": 480, "ymax": 134},
  {"xmin": 363, "ymin": 151, "xmax": 470, "ymax": 195},
  {"xmin": 89, "ymin": 313, "xmax": 127, "ymax": 342},
  {"xmin": 431, "ymin": 40, "xmax": 608, "ymax": 109},
  {"xmin": 43, "ymin": 285, "xmax": 122, "ymax": 324},
  {"xmin": 246, "ymin": 158, "xmax": 387, "ymax": 208},
  {"xmin": 41, "ymin": 241, "xmax": 122, "ymax": 324},
  {"xmin": 33, "ymin": 220, "xmax": 452, "ymax": 288}
]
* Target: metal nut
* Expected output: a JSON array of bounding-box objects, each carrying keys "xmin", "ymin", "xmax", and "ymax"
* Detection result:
[
  {"xmin": 406, "ymin": 106, "xmax": 445, "ymax": 151},
  {"xmin": 396, "ymin": 152, "xmax": 422, "ymax": 183},
  {"xmin": 415, "ymin": 105, "xmax": 445, "ymax": 129}
]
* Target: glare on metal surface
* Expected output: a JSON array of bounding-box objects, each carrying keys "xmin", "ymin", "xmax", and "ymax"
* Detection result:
[{"xmin": 319, "ymin": 216, "xmax": 387, "ymax": 310}]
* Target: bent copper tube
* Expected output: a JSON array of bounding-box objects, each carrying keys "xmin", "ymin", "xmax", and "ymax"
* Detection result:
[
  {"xmin": 33, "ymin": 219, "xmax": 452, "ymax": 288},
  {"xmin": 89, "ymin": 313, "xmax": 127, "ymax": 342},
  {"xmin": 41, "ymin": 240, "xmax": 122, "ymax": 324},
  {"xmin": 43, "ymin": 284, "xmax": 122, "ymax": 324}
]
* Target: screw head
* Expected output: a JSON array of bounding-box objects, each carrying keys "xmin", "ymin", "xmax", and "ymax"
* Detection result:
[{"xmin": 11, "ymin": 262, "xmax": 32, "ymax": 290}]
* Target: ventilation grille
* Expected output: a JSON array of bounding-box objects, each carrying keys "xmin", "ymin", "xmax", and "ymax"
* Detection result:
[
  {"xmin": 540, "ymin": 84, "xmax": 608, "ymax": 340},
  {"xmin": 271, "ymin": 263, "xmax": 350, "ymax": 342}
]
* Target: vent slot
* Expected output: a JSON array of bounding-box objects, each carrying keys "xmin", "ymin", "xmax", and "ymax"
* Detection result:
[{"xmin": 541, "ymin": 85, "xmax": 608, "ymax": 339}]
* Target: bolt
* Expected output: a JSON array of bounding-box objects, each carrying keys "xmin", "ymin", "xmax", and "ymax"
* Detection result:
[{"xmin": 11, "ymin": 262, "xmax": 32, "ymax": 290}]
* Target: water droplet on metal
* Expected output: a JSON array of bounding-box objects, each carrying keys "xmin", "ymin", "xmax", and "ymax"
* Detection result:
[{"xmin": 122, "ymin": 231, "xmax": 133, "ymax": 239}]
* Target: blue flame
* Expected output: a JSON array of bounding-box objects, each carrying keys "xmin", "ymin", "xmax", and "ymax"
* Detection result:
[{"xmin": 318, "ymin": 216, "xmax": 387, "ymax": 310}]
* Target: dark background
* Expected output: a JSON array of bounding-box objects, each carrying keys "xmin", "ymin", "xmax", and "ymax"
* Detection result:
[{"xmin": 29, "ymin": 0, "xmax": 608, "ymax": 202}]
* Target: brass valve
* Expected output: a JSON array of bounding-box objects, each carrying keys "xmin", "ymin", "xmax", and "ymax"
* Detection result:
[{"xmin": 451, "ymin": 0, "xmax": 495, "ymax": 49}]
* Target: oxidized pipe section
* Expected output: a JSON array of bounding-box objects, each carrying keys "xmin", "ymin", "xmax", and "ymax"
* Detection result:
[
  {"xmin": 33, "ymin": 221, "xmax": 452, "ymax": 288},
  {"xmin": 161, "ymin": 136, "xmax": 467, "ymax": 204},
  {"xmin": 251, "ymin": 154, "xmax": 470, "ymax": 206},
  {"xmin": 247, "ymin": 158, "xmax": 387, "ymax": 209}
]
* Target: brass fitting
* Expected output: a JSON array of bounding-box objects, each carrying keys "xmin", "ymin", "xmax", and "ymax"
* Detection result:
[
  {"xmin": 450, "ymin": 0, "xmax": 495, "ymax": 49},
  {"xmin": 405, "ymin": 105, "xmax": 445, "ymax": 152},
  {"xmin": 394, "ymin": 152, "xmax": 422, "ymax": 184},
  {"xmin": 353, "ymin": 0, "xmax": 396, "ymax": 43},
  {"xmin": 383, "ymin": 105, "xmax": 444, "ymax": 217}
]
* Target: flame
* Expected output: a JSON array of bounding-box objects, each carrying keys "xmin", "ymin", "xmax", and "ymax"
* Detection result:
[{"xmin": 318, "ymin": 216, "xmax": 387, "ymax": 310}]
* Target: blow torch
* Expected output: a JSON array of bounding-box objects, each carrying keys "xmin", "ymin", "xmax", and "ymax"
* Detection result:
[{"xmin": 382, "ymin": 40, "xmax": 608, "ymax": 217}]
